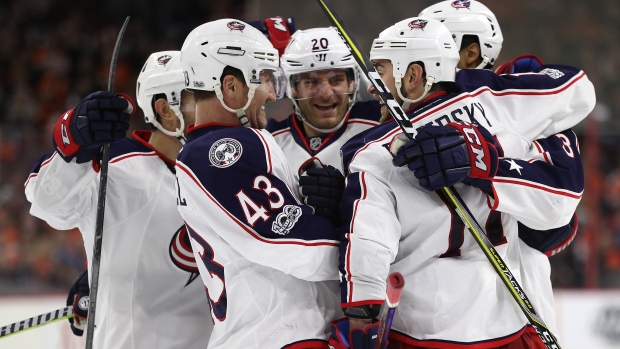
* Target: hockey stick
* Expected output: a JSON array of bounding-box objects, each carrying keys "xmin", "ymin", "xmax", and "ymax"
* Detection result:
[
  {"xmin": 0, "ymin": 306, "xmax": 74, "ymax": 339},
  {"xmin": 314, "ymin": 1, "xmax": 561, "ymax": 348},
  {"xmin": 85, "ymin": 16, "xmax": 130, "ymax": 349},
  {"xmin": 375, "ymin": 272, "xmax": 404, "ymax": 349}
]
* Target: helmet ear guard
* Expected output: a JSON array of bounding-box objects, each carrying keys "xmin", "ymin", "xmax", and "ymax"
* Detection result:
[{"xmin": 136, "ymin": 51, "xmax": 187, "ymax": 143}]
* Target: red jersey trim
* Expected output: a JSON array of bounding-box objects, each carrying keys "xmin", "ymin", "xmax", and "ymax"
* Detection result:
[
  {"xmin": 492, "ymin": 177, "xmax": 583, "ymax": 199},
  {"xmin": 281, "ymin": 339, "xmax": 329, "ymax": 349},
  {"xmin": 546, "ymin": 213, "xmax": 578, "ymax": 257},
  {"xmin": 252, "ymin": 129, "xmax": 274, "ymax": 174},
  {"xmin": 389, "ymin": 325, "xmax": 528, "ymax": 349},
  {"xmin": 346, "ymin": 172, "xmax": 368, "ymax": 302}
]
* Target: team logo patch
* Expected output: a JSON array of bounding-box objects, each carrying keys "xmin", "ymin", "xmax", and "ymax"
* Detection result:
[
  {"xmin": 78, "ymin": 296, "xmax": 90, "ymax": 311},
  {"xmin": 169, "ymin": 225, "xmax": 200, "ymax": 286},
  {"xmin": 209, "ymin": 138, "xmax": 243, "ymax": 168},
  {"xmin": 156, "ymin": 55, "xmax": 172, "ymax": 65},
  {"xmin": 227, "ymin": 21, "xmax": 245, "ymax": 31},
  {"xmin": 539, "ymin": 68, "xmax": 565, "ymax": 79},
  {"xmin": 309, "ymin": 137, "xmax": 322, "ymax": 151},
  {"xmin": 451, "ymin": 0, "xmax": 471, "ymax": 9},
  {"xmin": 272, "ymin": 205, "xmax": 302, "ymax": 235},
  {"xmin": 408, "ymin": 19, "xmax": 428, "ymax": 30}
]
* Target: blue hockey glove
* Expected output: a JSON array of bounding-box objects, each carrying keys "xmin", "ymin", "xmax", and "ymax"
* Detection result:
[
  {"xmin": 328, "ymin": 317, "xmax": 380, "ymax": 349},
  {"xmin": 298, "ymin": 158, "xmax": 344, "ymax": 226},
  {"xmin": 391, "ymin": 122, "xmax": 499, "ymax": 192},
  {"xmin": 247, "ymin": 16, "xmax": 296, "ymax": 55},
  {"xmin": 66, "ymin": 269, "xmax": 90, "ymax": 336},
  {"xmin": 53, "ymin": 91, "xmax": 135, "ymax": 163},
  {"xmin": 495, "ymin": 54, "xmax": 544, "ymax": 74}
]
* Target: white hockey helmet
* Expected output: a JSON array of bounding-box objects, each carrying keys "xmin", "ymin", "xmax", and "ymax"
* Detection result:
[
  {"xmin": 370, "ymin": 17, "xmax": 460, "ymax": 109},
  {"xmin": 136, "ymin": 51, "xmax": 187, "ymax": 143},
  {"xmin": 180, "ymin": 19, "xmax": 285, "ymax": 126},
  {"xmin": 419, "ymin": 0, "xmax": 503, "ymax": 69},
  {"xmin": 280, "ymin": 27, "xmax": 361, "ymax": 133}
]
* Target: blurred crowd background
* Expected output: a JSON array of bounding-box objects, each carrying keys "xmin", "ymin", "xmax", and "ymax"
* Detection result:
[{"xmin": 0, "ymin": 0, "xmax": 619, "ymax": 294}]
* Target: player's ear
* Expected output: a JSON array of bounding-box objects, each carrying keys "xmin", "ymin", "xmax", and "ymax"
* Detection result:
[
  {"xmin": 404, "ymin": 63, "xmax": 424, "ymax": 94},
  {"xmin": 221, "ymin": 74, "xmax": 237, "ymax": 96},
  {"xmin": 462, "ymin": 42, "xmax": 481, "ymax": 68},
  {"xmin": 154, "ymin": 98, "xmax": 173, "ymax": 121}
]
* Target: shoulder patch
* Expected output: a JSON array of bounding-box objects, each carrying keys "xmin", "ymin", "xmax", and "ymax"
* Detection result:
[
  {"xmin": 209, "ymin": 138, "xmax": 243, "ymax": 168},
  {"xmin": 539, "ymin": 68, "xmax": 565, "ymax": 79}
]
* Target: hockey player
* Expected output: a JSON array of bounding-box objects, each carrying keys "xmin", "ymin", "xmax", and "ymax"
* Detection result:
[
  {"xmin": 261, "ymin": 25, "xmax": 382, "ymax": 334},
  {"xmin": 25, "ymin": 51, "xmax": 214, "ymax": 348},
  {"xmin": 418, "ymin": 0, "xmax": 578, "ymax": 339},
  {"xmin": 175, "ymin": 19, "xmax": 341, "ymax": 349},
  {"xmin": 333, "ymin": 17, "xmax": 594, "ymax": 348}
]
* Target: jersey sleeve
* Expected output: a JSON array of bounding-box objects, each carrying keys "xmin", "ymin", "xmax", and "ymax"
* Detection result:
[
  {"xmin": 518, "ymin": 213, "xmax": 578, "ymax": 257},
  {"xmin": 24, "ymin": 152, "xmax": 99, "ymax": 230},
  {"xmin": 338, "ymin": 146, "xmax": 400, "ymax": 308},
  {"xmin": 486, "ymin": 129, "xmax": 583, "ymax": 230},
  {"xmin": 175, "ymin": 128, "xmax": 339, "ymax": 282},
  {"xmin": 460, "ymin": 65, "xmax": 596, "ymax": 140}
]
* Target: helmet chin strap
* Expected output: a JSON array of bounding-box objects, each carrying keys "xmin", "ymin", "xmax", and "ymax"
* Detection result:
[
  {"xmin": 292, "ymin": 95, "xmax": 354, "ymax": 135},
  {"xmin": 476, "ymin": 55, "xmax": 491, "ymax": 69},
  {"xmin": 148, "ymin": 107, "xmax": 187, "ymax": 145},
  {"xmin": 395, "ymin": 75, "xmax": 435, "ymax": 110},
  {"xmin": 214, "ymin": 84, "xmax": 257, "ymax": 128}
]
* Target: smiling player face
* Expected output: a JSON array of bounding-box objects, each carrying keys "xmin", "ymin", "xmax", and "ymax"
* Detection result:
[{"xmin": 292, "ymin": 69, "xmax": 354, "ymax": 135}]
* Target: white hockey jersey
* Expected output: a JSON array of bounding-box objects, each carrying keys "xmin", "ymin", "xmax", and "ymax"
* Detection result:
[
  {"xmin": 175, "ymin": 124, "xmax": 340, "ymax": 349},
  {"xmin": 25, "ymin": 130, "xmax": 213, "ymax": 349},
  {"xmin": 339, "ymin": 65, "xmax": 595, "ymax": 346},
  {"xmin": 267, "ymin": 100, "xmax": 382, "ymax": 173}
]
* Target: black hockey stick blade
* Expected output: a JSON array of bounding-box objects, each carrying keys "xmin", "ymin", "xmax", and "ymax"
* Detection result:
[
  {"xmin": 375, "ymin": 272, "xmax": 404, "ymax": 349},
  {"xmin": 314, "ymin": 1, "xmax": 561, "ymax": 348},
  {"xmin": 0, "ymin": 306, "xmax": 74, "ymax": 339},
  {"xmin": 85, "ymin": 16, "xmax": 130, "ymax": 349}
]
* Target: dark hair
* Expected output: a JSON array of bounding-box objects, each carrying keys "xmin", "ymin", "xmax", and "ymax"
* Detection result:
[
  {"xmin": 193, "ymin": 66, "xmax": 246, "ymax": 102},
  {"xmin": 460, "ymin": 34, "xmax": 480, "ymax": 51}
]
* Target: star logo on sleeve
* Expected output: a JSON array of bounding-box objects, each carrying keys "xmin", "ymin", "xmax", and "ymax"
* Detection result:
[{"xmin": 504, "ymin": 159, "xmax": 523, "ymax": 175}]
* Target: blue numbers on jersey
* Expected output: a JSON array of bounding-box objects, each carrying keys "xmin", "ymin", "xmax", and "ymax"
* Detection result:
[
  {"xmin": 186, "ymin": 225, "xmax": 227, "ymax": 322},
  {"xmin": 438, "ymin": 191, "xmax": 506, "ymax": 257},
  {"xmin": 176, "ymin": 177, "xmax": 187, "ymax": 206}
]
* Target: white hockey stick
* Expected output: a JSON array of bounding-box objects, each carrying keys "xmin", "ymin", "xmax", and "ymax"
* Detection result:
[
  {"xmin": 375, "ymin": 272, "xmax": 404, "ymax": 349},
  {"xmin": 85, "ymin": 16, "xmax": 130, "ymax": 349},
  {"xmin": 0, "ymin": 306, "xmax": 74, "ymax": 339},
  {"xmin": 315, "ymin": 1, "xmax": 561, "ymax": 348}
]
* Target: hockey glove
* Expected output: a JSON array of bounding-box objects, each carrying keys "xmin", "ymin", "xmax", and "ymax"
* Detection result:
[
  {"xmin": 495, "ymin": 54, "xmax": 544, "ymax": 74},
  {"xmin": 328, "ymin": 317, "xmax": 380, "ymax": 349},
  {"xmin": 247, "ymin": 16, "xmax": 297, "ymax": 55},
  {"xmin": 66, "ymin": 269, "xmax": 90, "ymax": 336},
  {"xmin": 53, "ymin": 91, "xmax": 135, "ymax": 163},
  {"xmin": 298, "ymin": 158, "xmax": 344, "ymax": 226},
  {"xmin": 391, "ymin": 122, "xmax": 499, "ymax": 192}
]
